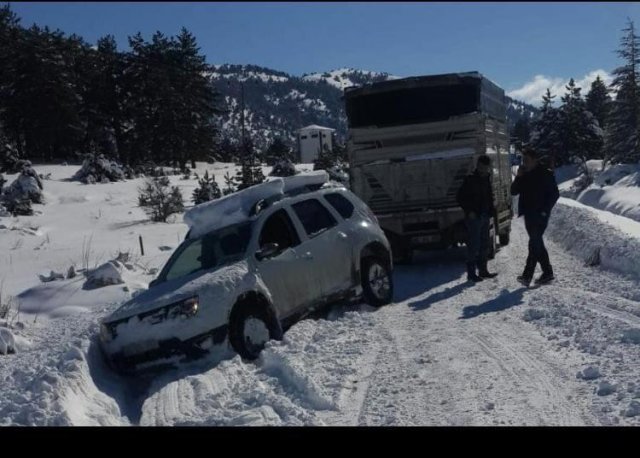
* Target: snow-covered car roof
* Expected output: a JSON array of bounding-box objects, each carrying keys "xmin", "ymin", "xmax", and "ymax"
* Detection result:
[{"xmin": 183, "ymin": 171, "xmax": 332, "ymax": 238}]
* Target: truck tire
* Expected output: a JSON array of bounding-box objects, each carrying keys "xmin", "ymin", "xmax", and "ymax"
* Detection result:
[
  {"xmin": 361, "ymin": 256, "xmax": 394, "ymax": 307},
  {"xmin": 499, "ymin": 232, "xmax": 510, "ymax": 246},
  {"xmin": 393, "ymin": 246, "xmax": 413, "ymax": 265},
  {"xmin": 229, "ymin": 298, "xmax": 282, "ymax": 360},
  {"xmin": 390, "ymin": 236, "xmax": 412, "ymax": 265}
]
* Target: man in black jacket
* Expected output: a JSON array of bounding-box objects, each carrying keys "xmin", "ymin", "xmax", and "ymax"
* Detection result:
[
  {"xmin": 456, "ymin": 155, "xmax": 497, "ymax": 282},
  {"xmin": 510, "ymin": 148, "xmax": 560, "ymax": 286}
]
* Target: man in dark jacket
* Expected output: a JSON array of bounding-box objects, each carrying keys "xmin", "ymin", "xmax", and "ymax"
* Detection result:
[
  {"xmin": 456, "ymin": 155, "xmax": 497, "ymax": 282},
  {"xmin": 510, "ymin": 148, "xmax": 560, "ymax": 286}
]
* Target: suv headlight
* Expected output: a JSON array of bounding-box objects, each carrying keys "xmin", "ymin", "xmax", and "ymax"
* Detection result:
[{"xmin": 167, "ymin": 296, "xmax": 199, "ymax": 320}]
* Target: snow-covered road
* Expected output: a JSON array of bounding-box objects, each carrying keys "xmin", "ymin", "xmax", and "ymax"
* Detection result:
[{"xmin": 6, "ymin": 213, "xmax": 640, "ymax": 425}]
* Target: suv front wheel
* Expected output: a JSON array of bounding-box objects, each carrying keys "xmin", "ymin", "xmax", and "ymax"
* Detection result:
[
  {"xmin": 361, "ymin": 256, "xmax": 394, "ymax": 307},
  {"xmin": 229, "ymin": 298, "xmax": 282, "ymax": 360}
]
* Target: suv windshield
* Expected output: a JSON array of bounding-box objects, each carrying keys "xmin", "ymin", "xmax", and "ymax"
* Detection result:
[{"xmin": 160, "ymin": 222, "xmax": 252, "ymax": 282}]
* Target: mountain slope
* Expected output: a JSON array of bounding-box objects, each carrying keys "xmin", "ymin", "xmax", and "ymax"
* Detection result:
[{"xmin": 208, "ymin": 65, "xmax": 538, "ymax": 150}]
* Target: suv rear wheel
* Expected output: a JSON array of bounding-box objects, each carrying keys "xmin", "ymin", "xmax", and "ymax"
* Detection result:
[{"xmin": 361, "ymin": 256, "xmax": 394, "ymax": 307}]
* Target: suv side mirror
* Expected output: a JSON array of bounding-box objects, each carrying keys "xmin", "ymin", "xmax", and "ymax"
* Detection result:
[{"xmin": 256, "ymin": 242, "xmax": 280, "ymax": 261}]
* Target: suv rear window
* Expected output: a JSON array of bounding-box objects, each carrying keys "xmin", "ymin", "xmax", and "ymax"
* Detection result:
[
  {"xmin": 324, "ymin": 193, "xmax": 355, "ymax": 219},
  {"xmin": 291, "ymin": 199, "xmax": 337, "ymax": 237}
]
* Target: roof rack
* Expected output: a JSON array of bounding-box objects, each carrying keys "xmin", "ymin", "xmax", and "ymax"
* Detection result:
[{"xmin": 248, "ymin": 182, "xmax": 328, "ymax": 217}]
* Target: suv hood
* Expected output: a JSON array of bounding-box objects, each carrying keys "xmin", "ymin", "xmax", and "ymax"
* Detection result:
[{"xmin": 105, "ymin": 261, "xmax": 254, "ymax": 323}]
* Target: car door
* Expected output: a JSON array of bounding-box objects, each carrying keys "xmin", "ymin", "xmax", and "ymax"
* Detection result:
[
  {"xmin": 253, "ymin": 207, "xmax": 315, "ymax": 318},
  {"xmin": 290, "ymin": 197, "xmax": 353, "ymax": 299}
]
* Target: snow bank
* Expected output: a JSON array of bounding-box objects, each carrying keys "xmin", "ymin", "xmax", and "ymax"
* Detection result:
[
  {"xmin": 0, "ymin": 338, "xmax": 127, "ymax": 426},
  {"xmin": 17, "ymin": 275, "xmax": 140, "ymax": 318},
  {"xmin": 546, "ymin": 198, "xmax": 640, "ymax": 280},
  {"xmin": 138, "ymin": 309, "xmax": 376, "ymax": 426},
  {"xmin": 561, "ymin": 161, "xmax": 640, "ymax": 225},
  {"xmin": 85, "ymin": 261, "xmax": 125, "ymax": 289},
  {"xmin": 3, "ymin": 171, "xmax": 44, "ymax": 204}
]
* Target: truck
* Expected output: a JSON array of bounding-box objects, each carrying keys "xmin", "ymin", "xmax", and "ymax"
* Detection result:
[{"xmin": 343, "ymin": 71, "xmax": 513, "ymax": 263}]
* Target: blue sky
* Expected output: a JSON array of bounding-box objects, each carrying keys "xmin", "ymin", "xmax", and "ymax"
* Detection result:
[{"xmin": 8, "ymin": 2, "xmax": 640, "ymax": 104}]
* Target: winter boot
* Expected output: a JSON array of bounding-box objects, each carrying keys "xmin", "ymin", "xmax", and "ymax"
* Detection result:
[
  {"xmin": 535, "ymin": 272, "xmax": 555, "ymax": 285},
  {"xmin": 477, "ymin": 261, "xmax": 498, "ymax": 279},
  {"xmin": 517, "ymin": 275, "xmax": 532, "ymax": 287}
]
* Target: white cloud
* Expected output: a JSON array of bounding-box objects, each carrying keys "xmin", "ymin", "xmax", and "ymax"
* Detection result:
[{"xmin": 507, "ymin": 69, "xmax": 612, "ymax": 106}]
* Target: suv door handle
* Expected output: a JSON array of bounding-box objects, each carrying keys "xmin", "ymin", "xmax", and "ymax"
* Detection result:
[
  {"xmin": 337, "ymin": 231, "xmax": 348, "ymax": 239},
  {"xmin": 302, "ymin": 252, "xmax": 314, "ymax": 260}
]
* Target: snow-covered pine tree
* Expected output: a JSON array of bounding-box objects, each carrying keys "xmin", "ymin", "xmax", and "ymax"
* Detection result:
[
  {"xmin": 512, "ymin": 118, "xmax": 531, "ymax": 153},
  {"xmin": 138, "ymin": 176, "xmax": 184, "ymax": 222},
  {"xmin": 313, "ymin": 143, "xmax": 336, "ymax": 171},
  {"xmin": 192, "ymin": 170, "xmax": 221, "ymax": 205},
  {"xmin": 586, "ymin": 75, "xmax": 612, "ymax": 130},
  {"xmin": 263, "ymin": 137, "xmax": 292, "ymax": 165},
  {"xmin": 332, "ymin": 137, "xmax": 347, "ymax": 163},
  {"xmin": 0, "ymin": 136, "xmax": 22, "ymax": 174},
  {"xmin": 234, "ymin": 140, "xmax": 265, "ymax": 191},
  {"xmin": 607, "ymin": 19, "xmax": 640, "ymax": 164},
  {"xmin": 1, "ymin": 163, "xmax": 43, "ymax": 215},
  {"xmin": 530, "ymin": 88, "xmax": 563, "ymax": 166},
  {"xmin": 559, "ymin": 78, "xmax": 604, "ymax": 166},
  {"xmin": 269, "ymin": 158, "xmax": 297, "ymax": 177}
]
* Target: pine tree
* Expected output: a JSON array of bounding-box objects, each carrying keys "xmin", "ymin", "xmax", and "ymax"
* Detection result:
[
  {"xmin": 270, "ymin": 158, "xmax": 297, "ymax": 177},
  {"xmin": 530, "ymin": 88, "xmax": 563, "ymax": 166},
  {"xmin": 313, "ymin": 143, "xmax": 336, "ymax": 171},
  {"xmin": 234, "ymin": 139, "xmax": 264, "ymax": 190},
  {"xmin": 332, "ymin": 137, "xmax": 347, "ymax": 163},
  {"xmin": 607, "ymin": 19, "xmax": 640, "ymax": 164},
  {"xmin": 512, "ymin": 118, "xmax": 531, "ymax": 153},
  {"xmin": 263, "ymin": 137, "xmax": 292, "ymax": 165},
  {"xmin": 586, "ymin": 75, "xmax": 612, "ymax": 130},
  {"xmin": 559, "ymin": 78, "xmax": 604, "ymax": 168},
  {"xmin": 192, "ymin": 170, "xmax": 221, "ymax": 204},
  {"xmin": 0, "ymin": 24, "xmax": 85, "ymax": 162},
  {"xmin": 80, "ymin": 35, "xmax": 127, "ymax": 162},
  {"xmin": 223, "ymin": 171, "xmax": 235, "ymax": 195},
  {"xmin": 214, "ymin": 136, "xmax": 238, "ymax": 163},
  {"xmin": 138, "ymin": 176, "xmax": 184, "ymax": 222}
]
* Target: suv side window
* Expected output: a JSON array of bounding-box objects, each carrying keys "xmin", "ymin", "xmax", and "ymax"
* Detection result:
[
  {"xmin": 259, "ymin": 209, "xmax": 300, "ymax": 252},
  {"xmin": 324, "ymin": 193, "xmax": 355, "ymax": 219},
  {"xmin": 291, "ymin": 198, "xmax": 337, "ymax": 238}
]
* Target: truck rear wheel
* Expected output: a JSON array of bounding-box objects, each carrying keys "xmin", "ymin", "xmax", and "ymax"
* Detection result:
[{"xmin": 389, "ymin": 235, "xmax": 412, "ymax": 265}]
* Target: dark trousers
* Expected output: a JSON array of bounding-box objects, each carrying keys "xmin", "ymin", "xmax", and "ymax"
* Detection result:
[
  {"xmin": 523, "ymin": 214, "xmax": 553, "ymax": 278},
  {"xmin": 465, "ymin": 214, "xmax": 489, "ymax": 271}
]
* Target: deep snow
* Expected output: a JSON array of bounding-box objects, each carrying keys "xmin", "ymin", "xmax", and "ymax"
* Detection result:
[{"xmin": 2, "ymin": 162, "xmax": 640, "ymax": 425}]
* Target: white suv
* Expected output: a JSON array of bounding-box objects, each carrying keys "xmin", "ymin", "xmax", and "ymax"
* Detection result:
[{"xmin": 100, "ymin": 173, "xmax": 393, "ymax": 373}]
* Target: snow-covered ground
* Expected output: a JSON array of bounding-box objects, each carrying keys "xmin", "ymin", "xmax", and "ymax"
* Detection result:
[{"xmin": 2, "ymin": 162, "xmax": 640, "ymax": 425}]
